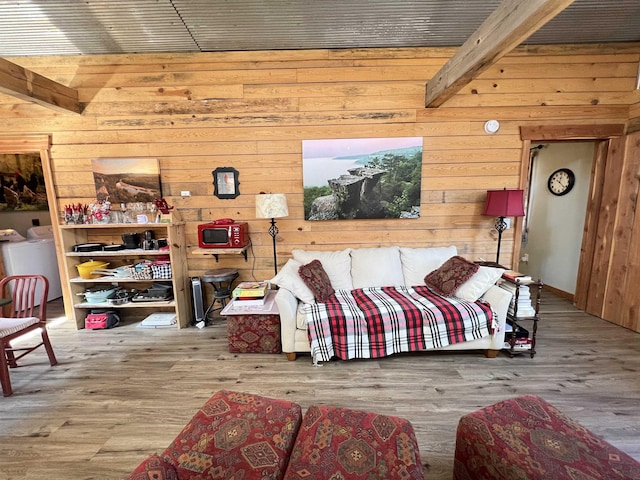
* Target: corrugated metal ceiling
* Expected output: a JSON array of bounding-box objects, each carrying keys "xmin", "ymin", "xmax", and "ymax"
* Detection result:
[{"xmin": 0, "ymin": 0, "xmax": 638, "ymax": 57}]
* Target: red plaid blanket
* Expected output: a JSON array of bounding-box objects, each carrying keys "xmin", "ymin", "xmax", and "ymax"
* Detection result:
[{"xmin": 304, "ymin": 286, "xmax": 494, "ymax": 363}]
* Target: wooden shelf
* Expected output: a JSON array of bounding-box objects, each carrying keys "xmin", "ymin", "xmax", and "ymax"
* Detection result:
[
  {"xmin": 74, "ymin": 300, "xmax": 175, "ymax": 309},
  {"xmin": 59, "ymin": 222, "xmax": 191, "ymax": 329},
  {"xmin": 69, "ymin": 276, "xmax": 171, "ymax": 284},
  {"xmin": 191, "ymin": 244, "xmax": 249, "ymax": 262},
  {"xmin": 65, "ymin": 249, "xmax": 167, "ymax": 257}
]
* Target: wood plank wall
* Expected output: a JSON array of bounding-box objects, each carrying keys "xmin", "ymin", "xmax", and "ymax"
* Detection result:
[{"xmin": 1, "ymin": 44, "xmax": 639, "ymax": 307}]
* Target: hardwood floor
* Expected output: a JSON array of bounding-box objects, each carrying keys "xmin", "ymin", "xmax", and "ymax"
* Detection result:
[{"xmin": 1, "ymin": 291, "xmax": 639, "ymax": 479}]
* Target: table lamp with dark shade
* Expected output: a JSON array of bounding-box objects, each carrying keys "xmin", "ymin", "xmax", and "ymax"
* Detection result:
[
  {"xmin": 483, "ymin": 188, "xmax": 525, "ymax": 264},
  {"xmin": 255, "ymin": 193, "xmax": 289, "ymax": 274}
]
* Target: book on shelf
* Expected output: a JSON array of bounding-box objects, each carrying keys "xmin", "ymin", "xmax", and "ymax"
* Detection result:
[
  {"xmin": 503, "ymin": 338, "xmax": 532, "ymax": 350},
  {"xmin": 498, "ymin": 281, "xmax": 532, "ymax": 298},
  {"xmin": 502, "ymin": 270, "xmax": 533, "ymax": 283},
  {"xmin": 232, "ymin": 281, "xmax": 268, "ymax": 299},
  {"xmin": 508, "ymin": 305, "xmax": 536, "ymax": 317}
]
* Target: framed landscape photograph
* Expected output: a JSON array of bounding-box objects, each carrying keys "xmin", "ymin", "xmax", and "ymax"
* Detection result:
[
  {"xmin": 91, "ymin": 158, "xmax": 162, "ymax": 203},
  {"xmin": 302, "ymin": 137, "xmax": 423, "ymax": 220}
]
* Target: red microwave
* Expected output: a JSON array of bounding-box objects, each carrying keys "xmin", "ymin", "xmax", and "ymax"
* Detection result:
[{"xmin": 197, "ymin": 219, "xmax": 249, "ymax": 248}]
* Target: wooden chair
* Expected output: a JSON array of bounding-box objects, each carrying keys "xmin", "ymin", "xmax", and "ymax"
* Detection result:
[{"xmin": 0, "ymin": 275, "xmax": 58, "ymax": 396}]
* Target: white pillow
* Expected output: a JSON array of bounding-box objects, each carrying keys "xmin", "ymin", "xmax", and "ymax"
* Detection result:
[
  {"xmin": 270, "ymin": 259, "xmax": 315, "ymax": 304},
  {"xmin": 350, "ymin": 247, "xmax": 404, "ymax": 289},
  {"xmin": 291, "ymin": 248, "xmax": 353, "ymax": 290},
  {"xmin": 400, "ymin": 246, "xmax": 458, "ymax": 287},
  {"xmin": 455, "ymin": 266, "xmax": 505, "ymax": 302}
]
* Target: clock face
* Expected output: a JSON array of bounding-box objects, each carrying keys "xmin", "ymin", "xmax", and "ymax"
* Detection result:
[{"xmin": 547, "ymin": 168, "xmax": 575, "ymax": 196}]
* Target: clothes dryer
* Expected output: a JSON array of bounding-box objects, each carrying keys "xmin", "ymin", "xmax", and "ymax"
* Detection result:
[{"xmin": 0, "ymin": 227, "xmax": 62, "ymax": 304}]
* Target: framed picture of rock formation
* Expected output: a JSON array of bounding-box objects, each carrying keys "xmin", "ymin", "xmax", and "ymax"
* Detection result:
[
  {"xmin": 302, "ymin": 137, "xmax": 423, "ymax": 220},
  {"xmin": 91, "ymin": 158, "xmax": 162, "ymax": 204}
]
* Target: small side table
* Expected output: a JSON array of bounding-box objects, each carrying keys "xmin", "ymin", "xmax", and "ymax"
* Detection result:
[
  {"xmin": 221, "ymin": 289, "xmax": 281, "ymax": 354},
  {"xmin": 504, "ymin": 278, "xmax": 543, "ymax": 358}
]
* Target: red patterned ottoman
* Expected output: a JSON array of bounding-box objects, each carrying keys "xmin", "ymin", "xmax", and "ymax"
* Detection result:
[
  {"xmin": 128, "ymin": 390, "xmax": 302, "ymax": 480},
  {"xmin": 227, "ymin": 313, "xmax": 281, "ymax": 353},
  {"xmin": 453, "ymin": 394, "xmax": 640, "ymax": 480},
  {"xmin": 283, "ymin": 405, "xmax": 424, "ymax": 480}
]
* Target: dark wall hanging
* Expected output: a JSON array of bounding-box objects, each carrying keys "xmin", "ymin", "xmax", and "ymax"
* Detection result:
[{"xmin": 212, "ymin": 167, "xmax": 240, "ymax": 199}]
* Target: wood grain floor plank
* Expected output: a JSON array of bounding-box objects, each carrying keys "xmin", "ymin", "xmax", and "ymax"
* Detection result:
[{"xmin": 0, "ymin": 291, "xmax": 638, "ymax": 479}]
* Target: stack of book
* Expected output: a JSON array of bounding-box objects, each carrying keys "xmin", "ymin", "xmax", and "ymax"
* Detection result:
[
  {"xmin": 499, "ymin": 271, "xmax": 536, "ymax": 318},
  {"xmin": 232, "ymin": 281, "xmax": 269, "ymax": 306},
  {"xmin": 503, "ymin": 321, "xmax": 532, "ymax": 350},
  {"xmin": 502, "ymin": 270, "xmax": 533, "ymax": 283},
  {"xmin": 504, "ymin": 337, "xmax": 533, "ymax": 351}
]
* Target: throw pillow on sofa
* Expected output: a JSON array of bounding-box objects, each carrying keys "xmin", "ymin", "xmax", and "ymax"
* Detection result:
[
  {"xmin": 455, "ymin": 266, "xmax": 505, "ymax": 302},
  {"xmin": 292, "ymin": 248, "xmax": 353, "ymax": 290},
  {"xmin": 271, "ymin": 259, "xmax": 316, "ymax": 304},
  {"xmin": 424, "ymin": 255, "xmax": 479, "ymax": 297},
  {"xmin": 350, "ymin": 246, "xmax": 404, "ymax": 288},
  {"xmin": 400, "ymin": 246, "xmax": 458, "ymax": 287},
  {"xmin": 298, "ymin": 260, "xmax": 335, "ymax": 302}
]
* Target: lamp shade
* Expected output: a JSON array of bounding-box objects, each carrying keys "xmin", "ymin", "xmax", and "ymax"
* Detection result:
[
  {"xmin": 483, "ymin": 189, "xmax": 525, "ymax": 217},
  {"xmin": 256, "ymin": 193, "xmax": 289, "ymax": 219}
]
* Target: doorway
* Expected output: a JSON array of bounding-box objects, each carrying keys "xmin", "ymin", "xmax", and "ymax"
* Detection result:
[
  {"xmin": 519, "ymin": 142, "xmax": 595, "ymax": 299},
  {"xmin": 517, "ymin": 124, "xmax": 627, "ymax": 318}
]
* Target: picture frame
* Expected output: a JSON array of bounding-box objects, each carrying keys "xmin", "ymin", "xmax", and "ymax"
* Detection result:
[
  {"xmin": 212, "ymin": 167, "xmax": 240, "ymax": 199},
  {"xmin": 91, "ymin": 157, "xmax": 161, "ymax": 204},
  {"xmin": 302, "ymin": 137, "xmax": 422, "ymax": 220},
  {"xmin": 0, "ymin": 152, "xmax": 48, "ymax": 211}
]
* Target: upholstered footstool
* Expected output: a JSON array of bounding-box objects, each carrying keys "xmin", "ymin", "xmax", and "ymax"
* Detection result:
[
  {"xmin": 283, "ymin": 405, "xmax": 424, "ymax": 479},
  {"xmin": 128, "ymin": 390, "xmax": 302, "ymax": 480},
  {"xmin": 453, "ymin": 394, "xmax": 640, "ymax": 480}
]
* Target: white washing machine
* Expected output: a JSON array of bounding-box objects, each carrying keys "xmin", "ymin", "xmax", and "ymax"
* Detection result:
[{"xmin": 0, "ymin": 227, "xmax": 62, "ymax": 305}]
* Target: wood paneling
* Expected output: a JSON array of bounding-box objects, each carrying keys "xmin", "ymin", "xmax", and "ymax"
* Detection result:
[
  {"xmin": 0, "ymin": 45, "xmax": 639, "ymax": 329},
  {"xmin": 620, "ymin": 131, "xmax": 640, "ymax": 331}
]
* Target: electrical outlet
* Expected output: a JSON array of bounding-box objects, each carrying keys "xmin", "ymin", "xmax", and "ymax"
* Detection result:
[
  {"xmin": 180, "ymin": 191, "xmax": 191, "ymax": 197},
  {"xmin": 521, "ymin": 253, "xmax": 529, "ymax": 262}
]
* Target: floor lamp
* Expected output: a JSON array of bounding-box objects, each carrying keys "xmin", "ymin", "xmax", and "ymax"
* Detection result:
[
  {"xmin": 255, "ymin": 193, "xmax": 289, "ymax": 275},
  {"xmin": 483, "ymin": 188, "xmax": 525, "ymax": 265}
]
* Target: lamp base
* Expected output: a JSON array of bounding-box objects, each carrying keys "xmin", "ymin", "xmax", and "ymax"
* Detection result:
[
  {"xmin": 268, "ymin": 218, "xmax": 279, "ymax": 274},
  {"xmin": 494, "ymin": 216, "xmax": 507, "ymax": 264}
]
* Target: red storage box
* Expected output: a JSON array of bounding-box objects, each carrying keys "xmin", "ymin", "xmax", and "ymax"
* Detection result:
[
  {"xmin": 85, "ymin": 313, "xmax": 108, "ymax": 329},
  {"xmin": 84, "ymin": 311, "xmax": 120, "ymax": 329}
]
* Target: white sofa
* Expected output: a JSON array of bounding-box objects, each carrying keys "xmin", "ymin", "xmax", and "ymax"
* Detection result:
[{"xmin": 272, "ymin": 246, "xmax": 512, "ymax": 362}]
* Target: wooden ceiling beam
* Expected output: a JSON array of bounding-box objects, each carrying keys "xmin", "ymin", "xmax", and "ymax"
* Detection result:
[
  {"xmin": 0, "ymin": 57, "xmax": 82, "ymax": 114},
  {"xmin": 425, "ymin": 0, "xmax": 575, "ymax": 108}
]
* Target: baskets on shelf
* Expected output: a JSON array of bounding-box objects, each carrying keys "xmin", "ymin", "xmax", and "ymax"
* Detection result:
[{"xmin": 122, "ymin": 261, "xmax": 172, "ymax": 280}]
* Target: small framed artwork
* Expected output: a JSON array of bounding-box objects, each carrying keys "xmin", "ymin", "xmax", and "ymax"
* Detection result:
[{"xmin": 212, "ymin": 167, "xmax": 240, "ymax": 199}]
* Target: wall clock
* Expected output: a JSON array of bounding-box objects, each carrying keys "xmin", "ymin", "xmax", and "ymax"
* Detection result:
[{"xmin": 547, "ymin": 168, "xmax": 575, "ymax": 196}]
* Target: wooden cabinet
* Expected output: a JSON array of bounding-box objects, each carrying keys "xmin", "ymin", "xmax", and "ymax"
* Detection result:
[{"xmin": 59, "ymin": 221, "xmax": 191, "ymax": 329}]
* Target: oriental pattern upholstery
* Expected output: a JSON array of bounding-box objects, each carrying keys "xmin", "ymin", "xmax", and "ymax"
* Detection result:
[
  {"xmin": 128, "ymin": 391, "xmax": 425, "ymax": 480},
  {"xmin": 284, "ymin": 405, "xmax": 424, "ymax": 480},
  {"xmin": 128, "ymin": 390, "xmax": 302, "ymax": 480},
  {"xmin": 454, "ymin": 394, "xmax": 640, "ymax": 480}
]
